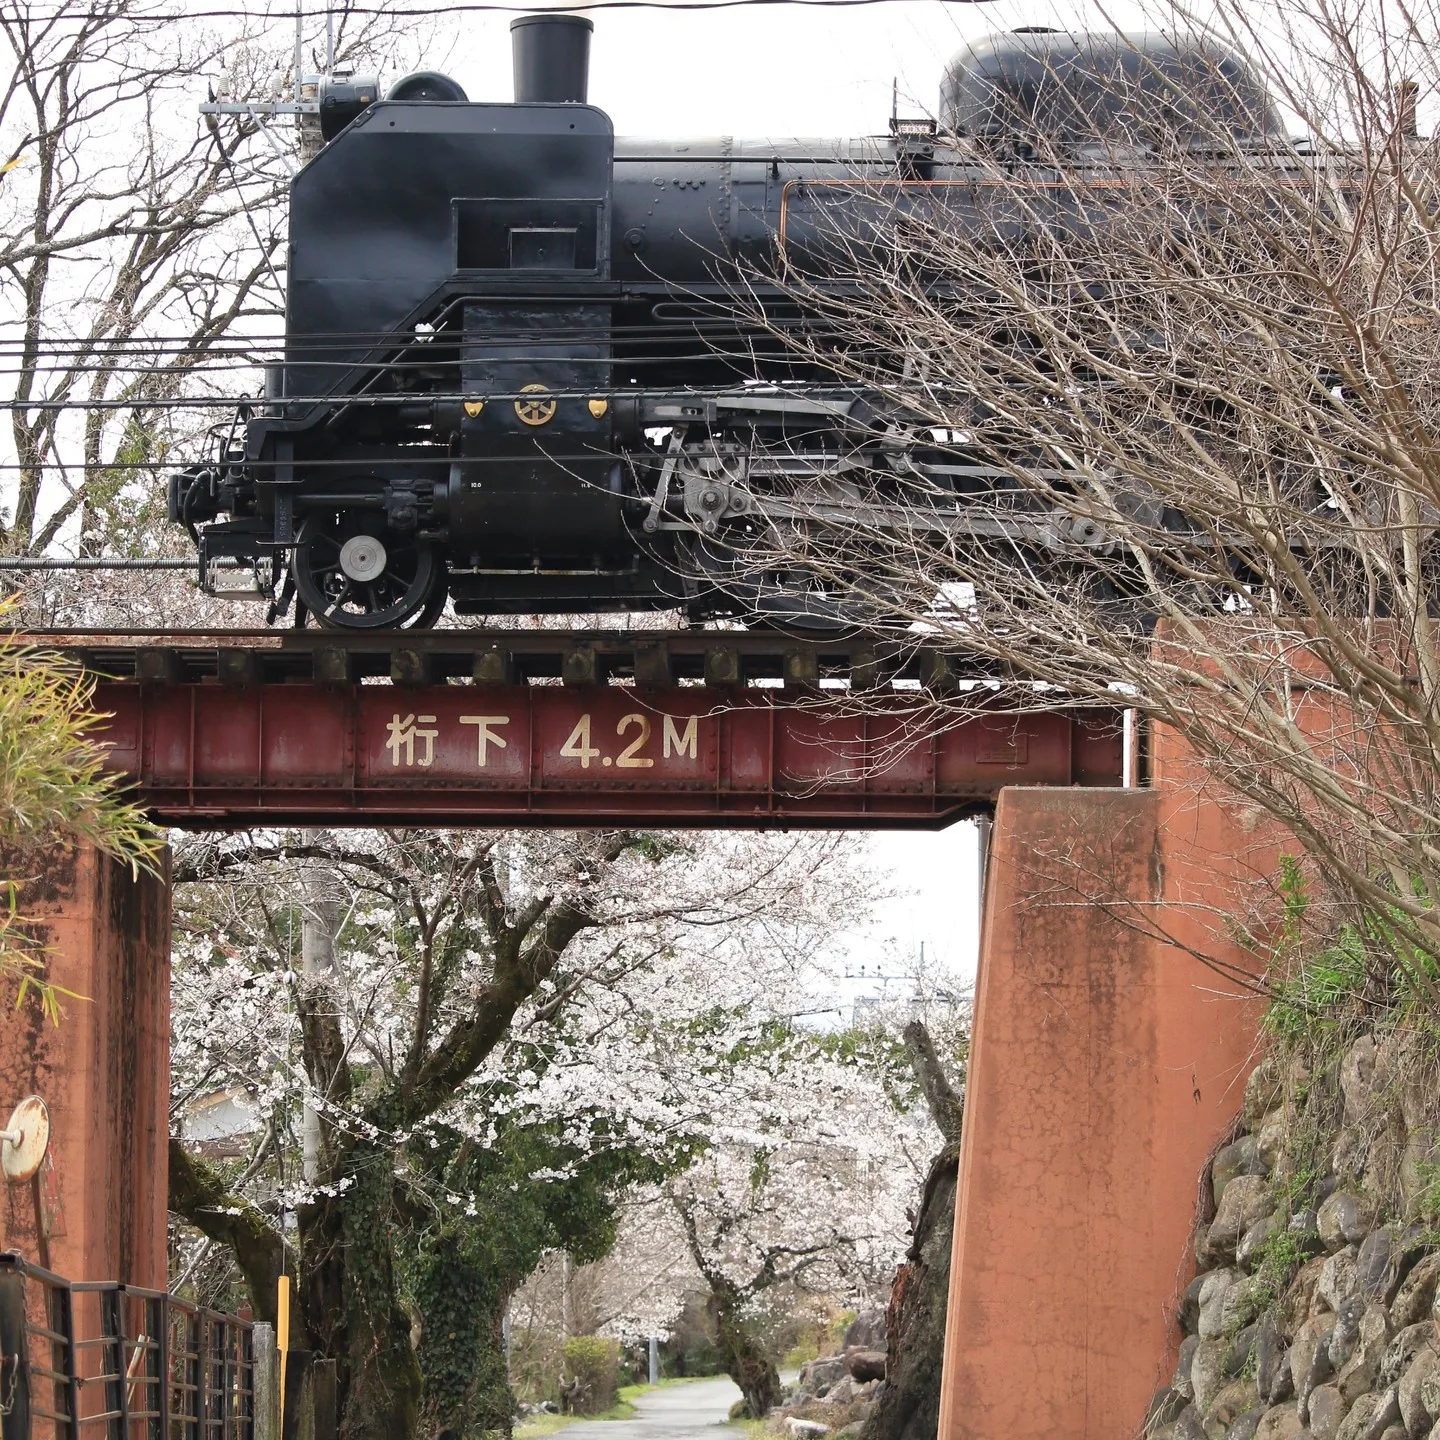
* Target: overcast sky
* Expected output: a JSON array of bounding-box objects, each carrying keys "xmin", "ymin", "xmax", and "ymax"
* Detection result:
[
  {"xmin": 427, "ymin": 0, "xmax": 1158, "ymax": 138},
  {"xmin": 862, "ymin": 824, "xmax": 982, "ymax": 986}
]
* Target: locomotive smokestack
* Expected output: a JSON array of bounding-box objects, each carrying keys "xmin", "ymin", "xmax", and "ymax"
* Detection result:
[{"xmin": 511, "ymin": 14, "xmax": 592, "ymax": 104}]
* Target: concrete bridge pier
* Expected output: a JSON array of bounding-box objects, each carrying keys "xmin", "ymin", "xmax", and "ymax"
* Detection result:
[
  {"xmin": 937, "ymin": 774, "xmax": 1269, "ymax": 1439},
  {"xmin": 0, "ymin": 845, "xmax": 170, "ymax": 1289}
]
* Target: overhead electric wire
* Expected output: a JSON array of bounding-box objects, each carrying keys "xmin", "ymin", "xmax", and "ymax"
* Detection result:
[
  {"xmin": 0, "ymin": 326, "xmax": 843, "ymax": 373},
  {"xmin": 0, "ymin": 318, "xmax": 846, "ymax": 348},
  {"xmin": 0, "ymin": 335, "xmax": 836, "ymax": 369},
  {"xmin": 24, "ymin": 0, "xmax": 981, "ymax": 17},
  {"xmin": 0, "ymin": 319, "xmax": 831, "ymax": 340},
  {"xmin": 0, "ymin": 441, "xmax": 884, "ymax": 471},
  {"xmin": 0, "ymin": 339, "xmax": 813, "ymax": 360},
  {"xmin": 0, "ymin": 320, "xmax": 829, "ymax": 344},
  {"xmin": 0, "ymin": 374, "xmax": 874, "ymax": 409}
]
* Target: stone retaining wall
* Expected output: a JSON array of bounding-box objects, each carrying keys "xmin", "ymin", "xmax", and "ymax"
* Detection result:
[{"xmin": 1150, "ymin": 1036, "xmax": 1440, "ymax": 1440}]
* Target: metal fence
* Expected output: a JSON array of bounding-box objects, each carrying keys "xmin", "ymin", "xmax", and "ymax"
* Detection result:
[{"xmin": 0, "ymin": 1253, "xmax": 255, "ymax": 1440}]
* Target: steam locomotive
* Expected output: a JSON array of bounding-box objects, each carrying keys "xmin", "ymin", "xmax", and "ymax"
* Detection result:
[{"xmin": 171, "ymin": 19, "xmax": 1281, "ymax": 630}]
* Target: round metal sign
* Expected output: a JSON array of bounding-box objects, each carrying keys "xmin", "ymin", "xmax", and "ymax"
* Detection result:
[
  {"xmin": 1, "ymin": 1095, "xmax": 49, "ymax": 1183},
  {"xmin": 514, "ymin": 384, "xmax": 557, "ymax": 427}
]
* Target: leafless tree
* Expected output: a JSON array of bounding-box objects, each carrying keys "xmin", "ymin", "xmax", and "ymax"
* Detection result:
[
  {"xmin": 0, "ymin": 0, "xmax": 412, "ymax": 578},
  {"xmin": 722, "ymin": 0, "xmax": 1440, "ymax": 985}
]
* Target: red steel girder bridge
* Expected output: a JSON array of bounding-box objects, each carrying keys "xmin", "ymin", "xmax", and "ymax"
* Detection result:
[{"xmin": 47, "ymin": 629, "xmax": 1127, "ymax": 828}]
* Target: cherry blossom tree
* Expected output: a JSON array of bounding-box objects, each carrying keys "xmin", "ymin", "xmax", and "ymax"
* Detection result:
[
  {"xmin": 501, "ymin": 1011, "xmax": 951, "ymax": 1421},
  {"xmin": 168, "ymin": 825, "xmax": 874, "ymax": 1439},
  {"xmin": 552, "ymin": 1013, "xmax": 944, "ymax": 1419}
]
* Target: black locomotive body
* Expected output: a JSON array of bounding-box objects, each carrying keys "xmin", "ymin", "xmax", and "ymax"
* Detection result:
[{"xmin": 173, "ymin": 20, "xmax": 1281, "ymax": 629}]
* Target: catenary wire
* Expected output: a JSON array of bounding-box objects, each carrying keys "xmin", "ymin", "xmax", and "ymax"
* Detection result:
[{"xmin": 0, "ymin": 380, "xmax": 887, "ymax": 409}]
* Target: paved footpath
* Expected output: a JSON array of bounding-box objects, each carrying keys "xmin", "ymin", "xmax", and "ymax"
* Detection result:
[{"xmin": 556, "ymin": 1377, "xmax": 743, "ymax": 1440}]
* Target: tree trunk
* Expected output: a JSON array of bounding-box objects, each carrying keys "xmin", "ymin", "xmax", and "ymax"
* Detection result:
[
  {"xmin": 175, "ymin": 1137, "xmax": 418, "ymax": 1440},
  {"xmin": 414, "ymin": 1261, "xmax": 513, "ymax": 1440},
  {"xmin": 327, "ymin": 1147, "xmax": 422, "ymax": 1440},
  {"xmin": 708, "ymin": 1285, "xmax": 779, "ymax": 1420},
  {"xmin": 860, "ymin": 1146, "xmax": 958, "ymax": 1440},
  {"xmin": 168, "ymin": 1139, "xmax": 289, "ymax": 1327},
  {"xmin": 862, "ymin": 1021, "xmax": 964, "ymax": 1440}
]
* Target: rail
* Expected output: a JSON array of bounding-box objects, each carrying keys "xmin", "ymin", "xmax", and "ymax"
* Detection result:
[
  {"xmin": 15, "ymin": 624, "xmax": 1044, "ymax": 688},
  {"xmin": 0, "ymin": 1253, "xmax": 254, "ymax": 1440}
]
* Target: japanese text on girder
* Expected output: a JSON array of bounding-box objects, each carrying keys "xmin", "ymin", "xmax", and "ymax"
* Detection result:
[{"xmin": 382, "ymin": 711, "xmax": 699, "ymax": 770}]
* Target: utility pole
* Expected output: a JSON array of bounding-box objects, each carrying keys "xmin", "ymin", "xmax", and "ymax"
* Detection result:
[
  {"xmin": 198, "ymin": 1, "xmax": 326, "ymax": 171},
  {"xmin": 648, "ymin": 1336, "xmax": 659, "ymax": 1386},
  {"xmin": 295, "ymin": 6, "xmax": 325, "ymax": 165},
  {"xmin": 301, "ymin": 828, "xmax": 339, "ymax": 1184}
]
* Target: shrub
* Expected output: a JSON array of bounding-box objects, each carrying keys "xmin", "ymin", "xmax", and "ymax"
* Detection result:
[
  {"xmin": 561, "ymin": 1336, "xmax": 619, "ymax": 1414},
  {"xmin": 0, "ymin": 619, "xmax": 161, "ymax": 1018}
]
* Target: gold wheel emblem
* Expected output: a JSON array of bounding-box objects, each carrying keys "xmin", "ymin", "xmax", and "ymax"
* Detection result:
[{"xmin": 514, "ymin": 384, "xmax": 557, "ymax": 427}]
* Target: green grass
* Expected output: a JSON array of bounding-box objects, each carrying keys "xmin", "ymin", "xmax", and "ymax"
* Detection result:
[
  {"xmin": 515, "ymin": 1399, "xmax": 637, "ymax": 1439},
  {"xmin": 515, "ymin": 1377, "xmax": 714, "ymax": 1439},
  {"xmin": 516, "ymin": 1414, "xmax": 581, "ymax": 1440}
]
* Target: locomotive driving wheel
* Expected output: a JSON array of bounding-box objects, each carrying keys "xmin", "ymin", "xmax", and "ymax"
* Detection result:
[{"xmin": 293, "ymin": 516, "xmax": 445, "ymax": 629}]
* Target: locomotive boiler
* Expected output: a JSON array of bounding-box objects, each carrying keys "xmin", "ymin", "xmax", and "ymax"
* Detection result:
[{"xmin": 172, "ymin": 19, "xmax": 1282, "ymax": 629}]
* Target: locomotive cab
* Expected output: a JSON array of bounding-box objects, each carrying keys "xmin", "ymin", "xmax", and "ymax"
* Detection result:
[{"xmin": 242, "ymin": 15, "xmax": 627, "ymax": 625}]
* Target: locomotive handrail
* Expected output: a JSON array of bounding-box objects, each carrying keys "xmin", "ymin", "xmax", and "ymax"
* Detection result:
[{"xmin": 776, "ymin": 173, "xmax": 1136, "ymax": 257}]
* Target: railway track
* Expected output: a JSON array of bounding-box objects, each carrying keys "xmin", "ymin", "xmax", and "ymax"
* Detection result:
[{"xmin": 16, "ymin": 626, "xmax": 1002, "ymax": 692}]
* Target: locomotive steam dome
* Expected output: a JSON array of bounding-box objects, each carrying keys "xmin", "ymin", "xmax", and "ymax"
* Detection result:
[{"xmin": 940, "ymin": 29, "xmax": 1284, "ymax": 142}]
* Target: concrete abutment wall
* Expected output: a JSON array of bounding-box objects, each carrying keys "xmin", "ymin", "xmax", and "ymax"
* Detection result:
[
  {"xmin": 0, "ymin": 845, "xmax": 169, "ymax": 1288},
  {"xmin": 938, "ymin": 780, "xmax": 1269, "ymax": 1438}
]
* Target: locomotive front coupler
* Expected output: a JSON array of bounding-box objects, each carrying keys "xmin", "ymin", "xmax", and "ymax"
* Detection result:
[{"xmin": 196, "ymin": 520, "xmax": 278, "ymax": 601}]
